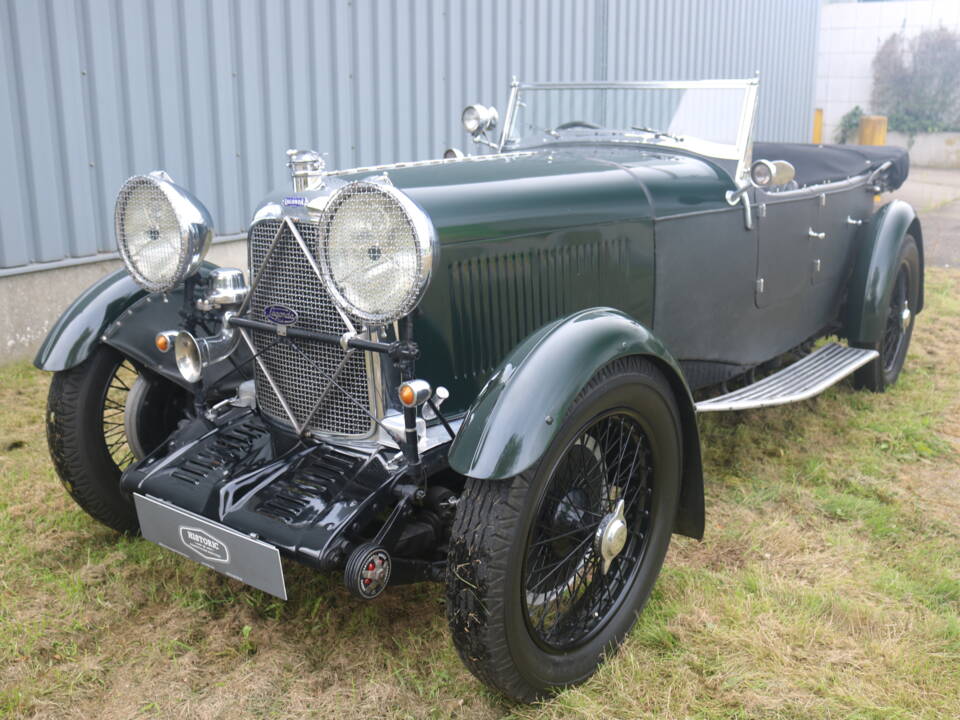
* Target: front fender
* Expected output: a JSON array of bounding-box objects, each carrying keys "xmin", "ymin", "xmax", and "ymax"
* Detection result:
[
  {"xmin": 34, "ymin": 263, "xmax": 240, "ymax": 392},
  {"xmin": 34, "ymin": 268, "xmax": 148, "ymax": 371},
  {"xmin": 448, "ymin": 307, "xmax": 704, "ymax": 539},
  {"xmin": 845, "ymin": 200, "xmax": 924, "ymax": 345}
]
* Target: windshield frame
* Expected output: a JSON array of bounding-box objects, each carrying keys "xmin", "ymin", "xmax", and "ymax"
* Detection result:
[{"xmin": 498, "ymin": 79, "xmax": 759, "ymax": 182}]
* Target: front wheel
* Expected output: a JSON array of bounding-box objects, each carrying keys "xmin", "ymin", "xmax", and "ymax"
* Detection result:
[
  {"xmin": 46, "ymin": 346, "xmax": 188, "ymax": 533},
  {"xmin": 445, "ymin": 357, "xmax": 682, "ymax": 701}
]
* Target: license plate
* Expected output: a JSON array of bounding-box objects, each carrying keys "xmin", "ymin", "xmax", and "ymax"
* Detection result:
[{"xmin": 134, "ymin": 494, "xmax": 287, "ymax": 600}]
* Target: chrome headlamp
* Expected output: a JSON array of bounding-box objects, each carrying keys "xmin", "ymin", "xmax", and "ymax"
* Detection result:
[
  {"xmin": 318, "ymin": 182, "xmax": 437, "ymax": 325},
  {"xmin": 114, "ymin": 172, "xmax": 213, "ymax": 293}
]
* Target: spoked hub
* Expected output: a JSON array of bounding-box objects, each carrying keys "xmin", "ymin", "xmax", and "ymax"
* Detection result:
[
  {"xmin": 595, "ymin": 499, "xmax": 628, "ymax": 574},
  {"xmin": 523, "ymin": 411, "xmax": 654, "ymax": 651}
]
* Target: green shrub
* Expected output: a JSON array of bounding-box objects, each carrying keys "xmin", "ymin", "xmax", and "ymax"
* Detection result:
[
  {"xmin": 871, "ymin": 28, "xmax": 960, "ymax": 136},
  {"xmin": 835, "ymin": 105, "xmax": 864, "ymax": 144}
]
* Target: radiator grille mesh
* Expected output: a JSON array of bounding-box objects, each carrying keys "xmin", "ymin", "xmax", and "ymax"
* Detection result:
[{"xmin": 247, "ymin": 219, "xmax": 373, "ymax": 436}]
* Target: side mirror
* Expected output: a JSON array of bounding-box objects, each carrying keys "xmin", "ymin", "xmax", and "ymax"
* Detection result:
[{"xmin": 750, "ymin": 159, "xmax": 796, "ymax": 188}]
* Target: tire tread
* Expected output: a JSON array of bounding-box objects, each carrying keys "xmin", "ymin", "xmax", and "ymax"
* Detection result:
[
  {"xmin": 445, "ymin": 356, "xmax": 675, "ymax": 701},
  {"xmin": 46, "ymin": 349, "xmax": 139, "ymax": 533}
]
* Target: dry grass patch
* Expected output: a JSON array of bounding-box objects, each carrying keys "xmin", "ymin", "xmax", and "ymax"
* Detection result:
[{"xmin": 1, "ymin": 269, "xmax": 959, "ymax": 719}]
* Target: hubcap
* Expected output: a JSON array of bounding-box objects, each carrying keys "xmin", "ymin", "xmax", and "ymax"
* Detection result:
[
  {"xmin": 595, "ymin": 499, "xmax": 628, "ymax": 574},
  {"xmin": 901, "ymin": 301, "xmax": 911, "ymax": 332},
  {"xmin": 357, "ymin": 548, "xmax": 390, "ymax": 598}
]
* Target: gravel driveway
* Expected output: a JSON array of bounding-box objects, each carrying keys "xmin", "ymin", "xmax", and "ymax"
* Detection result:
[{"xmin": 890, "ymin": 167, "xmax": 960, "ymax": 267}]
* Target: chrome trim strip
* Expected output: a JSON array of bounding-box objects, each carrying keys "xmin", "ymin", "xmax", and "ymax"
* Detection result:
[
  {"xmin": 498, "ymin": 77, "xmax": 522, "ymax": 152},
  {"xmin": 325, "ymin": 151, "xmax": 536, "ymax": 178},
  {"xmin": 868, "ymin": 160, "xmax": 893, "ymax": 187},
  {"xmin": 363, "ymin": 329, "xmax": 386, "ymax": 435},
  {"xmin": 758, "ymin": 174, "xmax": 869, "ymax": 202}
]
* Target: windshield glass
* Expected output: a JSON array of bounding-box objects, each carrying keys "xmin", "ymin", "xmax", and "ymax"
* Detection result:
[{"xmin": 502, "ymin": 81, "xmax": 756, "ymax": 161}]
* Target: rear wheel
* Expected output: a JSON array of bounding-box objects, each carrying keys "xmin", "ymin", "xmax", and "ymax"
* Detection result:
[
  {"xmin": 854, "ymin": 234, "xmax": 920, "ymax": 392},
  {"xmin": 445, "ymin": 357, "xmax": 682, "ymax": 701},
  {"xmin": 46, "ymin": 346, "xmax": 188, "ymax": 533}
]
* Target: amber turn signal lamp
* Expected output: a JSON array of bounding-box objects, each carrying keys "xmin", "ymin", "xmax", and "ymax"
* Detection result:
[
  {"xmin": 155, "ymin": 331, "xmax": 176, "ymax": 353},
  {"xmin": 398, "ymin": 379, "xmax": 432, "ymax": 408}
]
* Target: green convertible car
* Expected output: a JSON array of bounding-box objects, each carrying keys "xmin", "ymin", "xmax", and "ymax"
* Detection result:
[{"xmin": 36, "ymin": 79, "xmax": 921, "ymax": 701}]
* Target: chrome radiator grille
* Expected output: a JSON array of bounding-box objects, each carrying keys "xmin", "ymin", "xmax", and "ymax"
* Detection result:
[{"xmin": 247, "ymin": 219, "xmax": 373, "ymax": 436}]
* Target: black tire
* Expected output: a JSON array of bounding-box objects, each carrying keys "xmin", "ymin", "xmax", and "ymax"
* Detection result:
[
  {"xmin": 854, "ymin": 234, "xmax": 920, "ymax": 392},
  {"xmin": 46, "ymin": 346, "xmax": 185, "ymax": 533},
  {"xmin": 445, "ymin": 357, "xmax": 682, "ymax": 702}
]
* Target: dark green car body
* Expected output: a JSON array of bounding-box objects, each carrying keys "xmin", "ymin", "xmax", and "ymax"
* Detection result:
[
  {"xmin": 36, "ymin": 139, "xmax": 920, "ymax": 544},
  {"xmin": 33, "ymin": 76, "xmax": 926, "ymax": 702}
]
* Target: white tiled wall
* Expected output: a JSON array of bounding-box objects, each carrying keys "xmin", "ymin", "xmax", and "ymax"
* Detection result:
[{"xmin": 816, "ymin": 1, "xmax": 960, "ymax": 142}]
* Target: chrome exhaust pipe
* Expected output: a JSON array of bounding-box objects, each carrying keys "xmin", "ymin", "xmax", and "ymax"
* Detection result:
[{"xmin": 174, "ymin": 312, "xmax": 239, "ymax": 384}]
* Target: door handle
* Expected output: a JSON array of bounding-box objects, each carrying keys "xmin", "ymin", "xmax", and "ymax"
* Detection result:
[
  {"xmin": 846, "ymin": 216, "xmax": 864, "ymax": 226},
  {"xmin": 808, "ymin": 228, "xmax": 826, "ymax": 240}
]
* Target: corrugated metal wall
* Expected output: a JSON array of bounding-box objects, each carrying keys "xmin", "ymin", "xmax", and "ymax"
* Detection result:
[{"xmin": 0, "ymin": 0, "xmax": 820, "ymax": 274}]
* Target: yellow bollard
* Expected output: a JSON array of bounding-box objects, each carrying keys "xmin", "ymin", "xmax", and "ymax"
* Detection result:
[
  {"xmin": 858, "ymin": 115, "xmax": 888, "ymax": 145},
  {"xmin": 813, "ymin": 108, "xmax": 823, "ymax": 144}
]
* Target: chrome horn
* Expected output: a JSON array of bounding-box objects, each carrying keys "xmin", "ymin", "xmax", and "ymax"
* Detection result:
[{"xmin": 174, "ymin": 312, "xmax": 240, "ymax": 384}]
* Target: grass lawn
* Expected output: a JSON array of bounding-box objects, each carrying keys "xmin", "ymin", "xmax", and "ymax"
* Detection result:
[{"xmin": 1, "ymin": 269, "xmax": 957, "ymax": 719}]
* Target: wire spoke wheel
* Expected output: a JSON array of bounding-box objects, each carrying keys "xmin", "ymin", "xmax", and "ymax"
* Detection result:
[
  {"xmin": 446, "ymin": 357, "xmax": 681, "ymax": 701},
  {"xmin": 881, "ymin": 265, "xmax": 909, "ymax": 374},
  {"xmin": 522, "ymin": 411, "xmax": 653, "ymax": 651},
  {"xmin": 100, "ymin": 359, "xmax": 138, "ymax": 471},
  {"xmin": 853, "ymin": 235, "xmax": 919, "ymax": 393}
]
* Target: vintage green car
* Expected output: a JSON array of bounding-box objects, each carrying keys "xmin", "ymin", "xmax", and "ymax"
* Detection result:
[{"xmin": 36, "ymin": 79, "xmax": 921, "ymax": 701}]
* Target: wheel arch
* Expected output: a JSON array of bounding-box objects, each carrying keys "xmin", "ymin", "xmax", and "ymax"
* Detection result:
[
  {"xmin": 844, "ymin": 200, "xmax": 924, "ymax": 345},
  {"xmin": 33, "ymin": 263, "xmax": 237, "ymax": 392},
  {"xmin": 34, "ymin": 267, "xmax": 148, "ymax": 372},
  {"xmin": 447, "ymin": 307, "xmax": 705, "ymax": 539}
]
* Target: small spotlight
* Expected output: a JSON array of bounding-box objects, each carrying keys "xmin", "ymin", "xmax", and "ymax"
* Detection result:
[{"xmin": 461, "ymin": 104, "xmax": 498, "ymax": 136}]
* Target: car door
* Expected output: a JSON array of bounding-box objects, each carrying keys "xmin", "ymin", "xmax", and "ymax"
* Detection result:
[
  {"xmin": 755, "ymin": 190, "xmax": 819, "ymax": 310},
  {"xmin": 807, "ymin": 183, "xmax": 875, "ymax": 325},
  {"xmin": 813, "ymin": 187, "xmax": 865, "ymax": 287}
]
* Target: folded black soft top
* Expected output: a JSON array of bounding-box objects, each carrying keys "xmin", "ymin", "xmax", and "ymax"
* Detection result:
[{"xmin": 753, "ymin": 142, "xmax": 910, "ymax": 190}]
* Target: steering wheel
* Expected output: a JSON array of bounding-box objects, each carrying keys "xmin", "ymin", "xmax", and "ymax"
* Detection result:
[{"xmin": 554, "ymin": 120, "xmax": 601, "ymax": 130}]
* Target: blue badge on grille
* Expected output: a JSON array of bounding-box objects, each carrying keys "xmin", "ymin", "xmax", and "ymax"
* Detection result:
[
  {"xmin": 282, "ymin": 196, "xmax": 306, "ymax": 207},
  {"xmin": 264, "ymin": 305, "xmax": 299, "ymax": 325}
]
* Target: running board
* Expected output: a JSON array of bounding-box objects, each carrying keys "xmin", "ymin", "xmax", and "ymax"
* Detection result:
[{"xmin": 695, "ymin": 343, "xmax": 878, "ymax": 413}]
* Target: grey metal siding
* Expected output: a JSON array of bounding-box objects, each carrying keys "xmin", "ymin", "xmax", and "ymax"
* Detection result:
[{"xmin": 0, "ymin": 0, "xmax": 820, "ymax": 274}]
